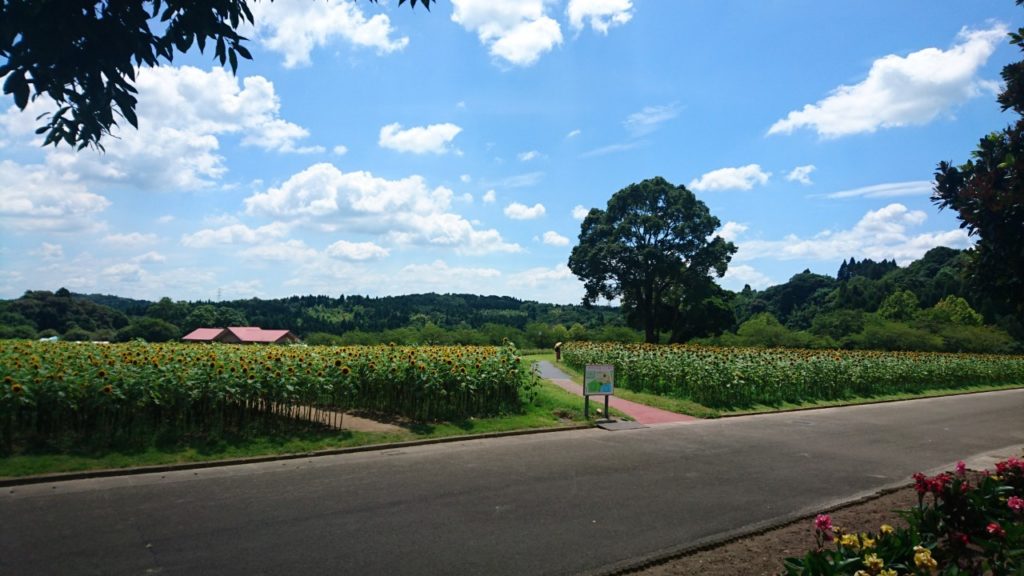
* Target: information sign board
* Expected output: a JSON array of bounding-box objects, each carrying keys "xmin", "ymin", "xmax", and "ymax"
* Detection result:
[{"xmin": 583, "ymin": 364, "xmax": 615, "ymax": 396}]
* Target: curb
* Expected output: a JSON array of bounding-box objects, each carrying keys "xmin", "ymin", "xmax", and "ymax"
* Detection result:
[{"xmin": 0, "ymin": 424, "xmax": 592, "ymax": 488}]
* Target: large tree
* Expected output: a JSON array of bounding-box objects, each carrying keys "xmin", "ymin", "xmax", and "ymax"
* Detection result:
[
  {"xmin": 932, "ymin": 5, "xmax": 1024, "ymax": 328},
  {"xmin": 568, "ymin": 177, "xmax": 737, "ymax": 343},
  {"xmin": 0, "ymin": 0, "xmax": 432, "ymax": 150}
]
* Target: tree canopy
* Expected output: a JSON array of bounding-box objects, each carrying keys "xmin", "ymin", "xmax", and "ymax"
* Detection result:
[
  {"xmin": 932, "ymin": 4, "xmax": 1024, "ymax": 328},
  {"xmin": 568, "ymin": 177, "xmax": 736, "ymax": 343},
  {"xmin": 0, "ymin": 0, "xmax": 433, "ymax": 150}
]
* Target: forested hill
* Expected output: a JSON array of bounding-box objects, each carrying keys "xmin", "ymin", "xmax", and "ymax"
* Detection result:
[
  {"xmin": 0, "ymin": 246, "xmax": 1020, "ymax": 352},
  {"xmin": 0, "ymin": 290, "xmax": 627, "ymax": 345}
]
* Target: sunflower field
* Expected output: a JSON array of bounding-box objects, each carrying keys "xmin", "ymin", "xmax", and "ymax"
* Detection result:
[
  {"xmin": 561, "ymin": 342, "xmax": 1024, "ymax": 409},
  {"xmin": 0, "ymin": 341, "xmax": 534, "ymax": 452}
]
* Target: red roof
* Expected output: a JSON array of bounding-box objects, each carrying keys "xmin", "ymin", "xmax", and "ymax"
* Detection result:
[
  {"xmin": 183, "ymin": 328, "xmax": 226, "ymax": 341},
  {"xmin": 226, "ymin": 327, "xmax": 293, "ymax": 343},
  {"xmin": 182, "ymin": 327, "xmax": 298, "ymax": 344}
]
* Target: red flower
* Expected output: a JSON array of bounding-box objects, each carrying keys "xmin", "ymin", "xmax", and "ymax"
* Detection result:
[{"xmin": 986, "ymin": 522, "xmax": 1006, "ymax": 538}]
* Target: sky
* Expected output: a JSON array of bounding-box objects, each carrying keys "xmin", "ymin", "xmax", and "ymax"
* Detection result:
[{"xmin": 0, "ymin": 0, "xmax": 1020, "ymax": 305}]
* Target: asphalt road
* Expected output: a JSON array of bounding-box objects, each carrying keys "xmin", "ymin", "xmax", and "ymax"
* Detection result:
[{"xmin": 3, "ymin": 390, "xmax": 1023, "ymax": 576}]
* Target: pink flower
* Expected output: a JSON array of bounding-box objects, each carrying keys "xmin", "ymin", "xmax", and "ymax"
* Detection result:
[
  {"xmin": 814, "ymin": 514, "xmax": 832, "ymax": 532},
  {"xmin": 987, "ymin": 522, "xmax": 1006, "ymax": 538},
  {"xmin": 955, "ymin": 460, "xmax": 966, "ymax": 476},
  {"xmin": 1009, "ymin": 495, "xmax": 1024, "ymax": 512}
]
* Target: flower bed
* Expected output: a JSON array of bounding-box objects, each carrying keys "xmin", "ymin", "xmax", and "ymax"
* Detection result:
[{"xmin": 785, "ymin": 456, "xmax": 1024, "ymax": 575}]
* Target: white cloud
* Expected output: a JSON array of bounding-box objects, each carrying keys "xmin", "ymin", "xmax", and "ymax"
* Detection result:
[
  {"xmin": 244, "ymin": 163, "xmax": 519, "ymax": 255},
  {"xmin": 506, "ymin": 264, "xmax": 584, "ymax": 304},
  {"xmin": 379, "ymin": 122, "xmax": 462, "ymax": 154},
  {"xmin": 504, "ymin": 202, "xmax": 546, "ymax": 220},
  {"xmin": 181, "ymin": 222, "xmax": 291, "ymax": 248},
  {"xmin": 722, "ymin": 265, "xmax": 773, "ymax": 290},
  {"xmin": 716, "ymin": 221, "xmax": 748, "ymax": 242},
  {"xmin": 132, "ymin": 251, "xmax": 166, "ymax": 264},
  {"xmin": 483, "ymin": 190, "xmax": 497, "ymax": 203},
  {"xmin": 566, "ymin": 129, "xmax": 582, "ymax": 138},
  {"xmin": 579, "ymin": 141, "xmax": 641, "ymax": 158},
  {"xmin": 624, "ymin": 103, "xmax": 679, "ymax": 136},
  {"xmin": 33, "ymin": 243, "xmax": 64, "ymax": 261},
  {"xmin": 572, "ymin": 205, "xmax": 591, "ymax": 220},
  {"xmin": 3, "ymin": 67, "xmax": 322, "ymax": 194},
  {"xmin": 450, "ymin": 0, "xmax": 563, "ymax": 66},
  {"xmin": 483, "ymin": 172, "xmax": 545, "ymax": 188},
  {"xmin": 735, "ymin": 203, "xmax": 971, "ymax": 265},
  {"xmin": 541, "ymin": 231, "xmax": 570, "ymax": 246},
  {"xmin": 823, "ymin": 180, "xmax": 933, "ymax": 199},
  {"xmin": 103, "ymin": 232, "xmax": 158, "ymax": 246},
  {"xmin": 248, "ymin": 0, "xmax": 408, "ymax": 68},
  {"xmin": 102, "ymin": 263, "xmax": 145, "ymax": 284},
  {"xmin": 397, "ymin": 260, "xmax": 502, "ymax": 291},
  {"xmin": 240, "ymin": 239, "xmax": 319, "ymax": 262},
  {"xmin": 156, "ymin": 215, "xmax": 175, "ymax": 224},
  {"xmin": 325, "ymin": 240, "xmax": 390, "ymax": 261},
  {"xmin": 0, "ymin": 160, "xmax": 109, "ymax": 232},
  {"xmin": 518, "ymin": 150, "xmax": 541, "ymax": 161},
  {"xmin": 333, "ymin": 145, "xmax": 349, "ymax": 156},
  {"xmin": 786, "ymin": 165, "xmax": 816, "ymax": 185},
  {"xmin": 567, "ymin": 0, "xmax": 633, "ymax": 34},
  {"xmin": 689, "ymin": 164, "xmax": 771, "ymax": 192},
  {"xmin": 460, "ymin": 174, "xmax": 472, "ymax": 183},
  {"xmin": 769, "ymin": 24, "xmax": 1007, "ymax": 138}
]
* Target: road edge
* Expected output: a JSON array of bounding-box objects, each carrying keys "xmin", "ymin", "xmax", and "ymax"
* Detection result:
[{"xmin": 0, "ymin": 423, "xmax": 591, "ymax": 488}]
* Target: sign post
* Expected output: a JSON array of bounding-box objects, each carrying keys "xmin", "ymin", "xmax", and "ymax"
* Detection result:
[{"xmin": 583, "ymin": 364, "xmax": 614, "ymax": 420}]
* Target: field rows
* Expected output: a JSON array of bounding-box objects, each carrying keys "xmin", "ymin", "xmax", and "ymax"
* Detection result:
[
  {"xmin": 561, "ymin": 342, "xmax": 1024, "ymax": 409},
  {"xmin": 0, "ymin": 341, "xmax": 534, "ymax": 451}
]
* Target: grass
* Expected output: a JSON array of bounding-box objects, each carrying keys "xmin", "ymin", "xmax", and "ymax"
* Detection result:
[
  {"xmin": 0, "ymin": 377, "xmax": 590, "ymax": 479},
  {"xmin": 548, "ymin": 359, "xmax": 1024, "ymax": 420}
]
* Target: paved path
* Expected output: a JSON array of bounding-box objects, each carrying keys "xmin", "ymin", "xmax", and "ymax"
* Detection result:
[
  {"xmin": 536, "ymin": 361, "xmax": 696, "ymax": 425},
  {"xmin": 3, "ymin": 389, "xmax": 1022, "ymax": 576}
]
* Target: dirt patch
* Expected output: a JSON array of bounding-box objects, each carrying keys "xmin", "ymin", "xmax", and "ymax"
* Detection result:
[{"xmin": 631, "ymin": 486, "xmax": 918, "ymax": 576}]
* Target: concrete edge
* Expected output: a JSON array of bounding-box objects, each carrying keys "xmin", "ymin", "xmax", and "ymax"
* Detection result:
[{"xmin": 0, "ymin": 423, "xmax": 592, "ymax": 488}]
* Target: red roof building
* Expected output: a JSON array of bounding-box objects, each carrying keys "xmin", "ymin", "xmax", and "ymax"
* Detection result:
[{"xmin": 182, "ymin": 327, "xmax": 300, "ymax": 344}]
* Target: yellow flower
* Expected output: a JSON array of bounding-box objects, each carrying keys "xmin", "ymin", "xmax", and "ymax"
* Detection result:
[
  {"xmin": 860, "ymin": 534, "xmax": 876, "ymax": 549},
  {"xmin": 854, "ymin": 571, "xmax": 870, "ymax": 576},
  {"xmin": 914, "ymin": 545, "xmax": 937, "ymax": 570},
  {"xmin": 879, "ymin": 570, "xmax": 898, "ymax": 576},
  {"xmin": 864, "ymin": 553, "xmax": 884, "ymax": 570},
  {"xmin": 880, "ymin": 524, "xmax": 894, "ymax": 535},
  {"xmin": 840, "ymin": 533, "xmax": 861, "ymax": 550}
]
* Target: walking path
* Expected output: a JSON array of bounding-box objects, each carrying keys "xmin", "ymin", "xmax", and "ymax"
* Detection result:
[{"xmin": 534, "ymin": 360, "xmax": 697, "ymax": 425}]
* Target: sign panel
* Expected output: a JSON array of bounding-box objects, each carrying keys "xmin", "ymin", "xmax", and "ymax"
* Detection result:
[{"xmin": 583, "ymin": 364, "xmax": 615, "ymax": 396}]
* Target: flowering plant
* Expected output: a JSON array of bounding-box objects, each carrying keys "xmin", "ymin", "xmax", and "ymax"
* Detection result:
[{"xmin": 784, "ymin": 456, "xmax": 1024, "ymax": 575}]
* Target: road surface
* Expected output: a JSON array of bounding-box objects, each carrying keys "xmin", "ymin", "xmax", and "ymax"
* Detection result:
[{"xmin": 2, "ymin": 390, "xmax": 1023, "ymax": 576}]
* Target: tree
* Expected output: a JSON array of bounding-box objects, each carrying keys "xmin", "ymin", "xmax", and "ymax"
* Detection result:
[
  {"xmin": 568, "ymin": 177, "xmax": 736, "ymax": 343},
  {"xmin": 933, "ymin": 7, "xmax": 1024, "ymax": 324},
  {"xmin": 877, "ymin": 290, "xmax": 920, "ymax": 322},
  {"xmin": 0, "ymin": 0, "xmax": 433, "ymax": 150}
]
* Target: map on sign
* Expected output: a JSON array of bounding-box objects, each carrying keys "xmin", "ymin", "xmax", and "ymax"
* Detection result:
[{"xmin": 584, "ymin": 364, "xmax": 614, "ymax": 396}]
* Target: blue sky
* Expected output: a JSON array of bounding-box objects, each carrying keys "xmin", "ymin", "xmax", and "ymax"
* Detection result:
[{"xmin": 0, "ymin": 0, "xmax": 1020, "ymax": 304}]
